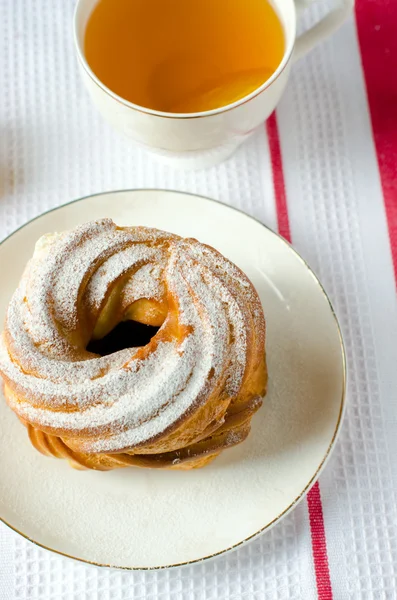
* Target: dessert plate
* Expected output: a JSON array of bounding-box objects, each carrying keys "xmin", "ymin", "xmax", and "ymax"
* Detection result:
[{"xmin": 0, "ymin": 190, "xmax": 345, "ymax": 569}]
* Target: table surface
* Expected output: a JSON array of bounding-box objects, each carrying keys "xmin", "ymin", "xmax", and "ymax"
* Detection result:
[{"xmin": 1, "ymin": 1, "xmax": 396, "ymax": 599}]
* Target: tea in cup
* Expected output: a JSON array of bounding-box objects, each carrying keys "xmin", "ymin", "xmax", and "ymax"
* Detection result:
[{"xmin": 74, "ymin": 0, "xmax": 353, "ymax": 168}]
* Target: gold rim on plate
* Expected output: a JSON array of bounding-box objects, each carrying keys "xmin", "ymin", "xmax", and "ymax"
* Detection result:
[{"xmin": 0, "ymin": 190, "xmax": 346, "ymax": 570}]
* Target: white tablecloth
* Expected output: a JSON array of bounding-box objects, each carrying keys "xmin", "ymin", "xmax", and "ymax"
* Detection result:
[{"xmin": 1, "ymin": 1, "xmax": 396, "ymax": 598}]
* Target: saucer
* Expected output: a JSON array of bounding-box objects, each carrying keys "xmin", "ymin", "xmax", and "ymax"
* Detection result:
[{"xmin": 0, "ymin": 190, "xmax": 345, "ymax": 569}]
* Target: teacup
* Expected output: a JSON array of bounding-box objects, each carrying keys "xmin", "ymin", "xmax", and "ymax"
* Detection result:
[{"xmin": 74, "ymin": 0, "xmax": 354, "ymax": 169}]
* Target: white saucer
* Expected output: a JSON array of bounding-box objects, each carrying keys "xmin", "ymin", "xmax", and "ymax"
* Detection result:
[{"xmin": 0, "ymin": 190, "xmax": 345, "ymax": 569}]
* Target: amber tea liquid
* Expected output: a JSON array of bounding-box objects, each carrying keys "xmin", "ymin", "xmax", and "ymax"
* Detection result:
[{"xmin": 85, "ymin": 0, "xmax": 285, "ymax": 113}]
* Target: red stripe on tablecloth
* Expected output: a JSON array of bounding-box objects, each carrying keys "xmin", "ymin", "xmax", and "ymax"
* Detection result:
[
  {"xmin": 307, "ymin": 482, "xmax": 333, "ymax": 600},
  {"xmin": 355, "ymin": 1, "xmax": 397, "ymax": 280},
  {"xmin": 266, "ymin": 113, "xmax": 291, "ymax": 239},
  {"xmin": 266, "ymin": 112, "xmax": 333, "ymax": 600}
]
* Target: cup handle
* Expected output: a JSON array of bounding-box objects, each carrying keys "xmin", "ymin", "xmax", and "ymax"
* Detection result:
[{"xmin": 293, "ymin": 0, "xmax": 354, "ymax": 62}]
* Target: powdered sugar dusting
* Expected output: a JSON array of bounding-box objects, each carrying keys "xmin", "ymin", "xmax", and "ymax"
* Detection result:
[{"xmin": 0, "ymin": 220, "xmax": 265, "ymax": 453}]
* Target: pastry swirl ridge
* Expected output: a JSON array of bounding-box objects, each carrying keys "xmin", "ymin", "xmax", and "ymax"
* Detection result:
[{"xmin": 0, "ymin": 219, "xmax": 267, "ymax": 470}]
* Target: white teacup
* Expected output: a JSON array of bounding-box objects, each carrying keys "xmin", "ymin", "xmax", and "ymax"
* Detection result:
[{"xmin": 74, "ymin": 0, "xmax": 353, "ymax": 169}]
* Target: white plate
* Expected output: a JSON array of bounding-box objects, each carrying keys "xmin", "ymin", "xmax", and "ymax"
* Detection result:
[{"xmin": 0, "ymin": 190, "xmax": 345, "ymax": 569}]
